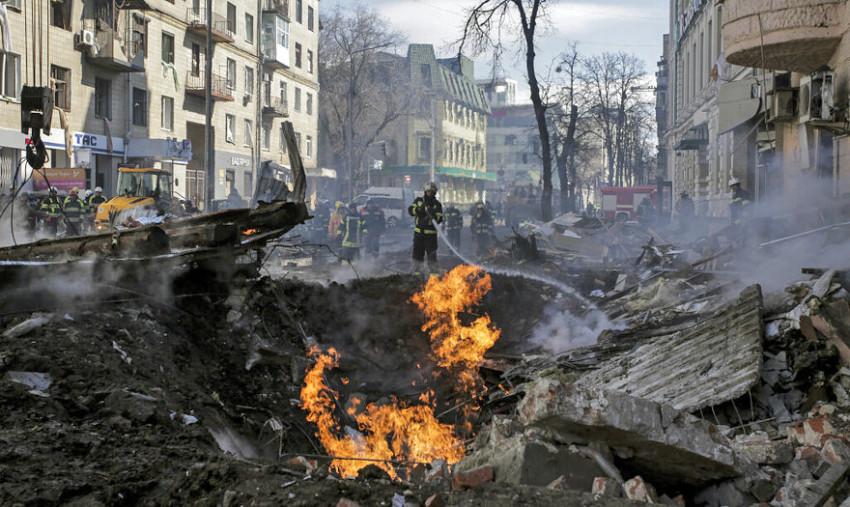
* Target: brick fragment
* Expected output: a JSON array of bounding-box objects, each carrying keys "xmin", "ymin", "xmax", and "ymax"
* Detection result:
[
  {"xmin": 451, "ymin": 465, "xmax": 494, "ymax": 490},
  {"xmin": 624, "ymin": 476, "xmax": 658, "ymax": 503},
  {"xmin": 424, "ymin": 493, "xmax": 444, "ymax": 507}
]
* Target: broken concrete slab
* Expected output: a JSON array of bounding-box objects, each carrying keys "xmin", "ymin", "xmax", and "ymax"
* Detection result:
[
  {"xmin": 451, "ymin": 465, "xmax": 494, "ymax": 490},
  {"xmin": 731, "ymin": 433, "xmax": 794, "ymax": 465},
  {"xmin": 796, "ymin": 462, "xmax": 849, "ymax": 507},
  {"xmin": 623, "ymin": 476, "xmax": 658, "ymax": 503},
  {"xmin": 454, "ymin": 434, "xmax": 604, "ymax": 490},
  {"xmin": 517, "ymin": 379, "xmax": 740, "ymax": 486},
  {"xmin": 577, "ymin": 285, "xmax": 764, "ymax": 413}
]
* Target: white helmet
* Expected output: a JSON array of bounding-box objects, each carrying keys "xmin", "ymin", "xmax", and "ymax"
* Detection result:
[
  {"xmin": 49, "ymin": 186, "xmax": 58, "ymax": 193},
  {"xmin": 728, "ymin": 177, "xmax": 741, "ymax": 187},
  {"xmin": 95, "ymin": 186, "xmax": 103, "ymax": 193},
  {"xmin": 85, "ymin": 189, "xmax": 93, "ymax": 197}
]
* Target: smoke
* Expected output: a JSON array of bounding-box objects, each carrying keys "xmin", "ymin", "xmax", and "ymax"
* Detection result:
[{"xmin": 528, "ymin": 303, "xmax": 622, "ymax": 354}]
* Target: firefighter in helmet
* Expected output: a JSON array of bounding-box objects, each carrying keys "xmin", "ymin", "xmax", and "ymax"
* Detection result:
[{"xmin": 408, "ymin": 182, "xmax": 443, "ymax": 275}]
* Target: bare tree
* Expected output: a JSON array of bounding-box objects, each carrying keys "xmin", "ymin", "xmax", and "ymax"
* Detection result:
[
  {"xmin": 581, "ymin": 52, "xmax": 650, "ymax": 186},
  {"xmin": 319, "ymin": 4, "xmax": 406, "ymax": 200},
  {"xmin": 458, "ymin": 0, "xmax": 555, "ymax": 220}
]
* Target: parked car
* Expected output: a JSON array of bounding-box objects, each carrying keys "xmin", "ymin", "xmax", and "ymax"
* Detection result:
[{"xmin": 352, "ymin": 187, "xmax": 416, "ymax": 228}]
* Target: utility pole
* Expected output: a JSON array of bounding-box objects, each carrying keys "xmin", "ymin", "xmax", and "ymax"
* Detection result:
[
  {"xmin": 429, "ymin": 97, "xmax": 436, "ymax": 184},
  {"xmin": 204, "ymin": 0, "xmax": 214, "ymax": 210}
]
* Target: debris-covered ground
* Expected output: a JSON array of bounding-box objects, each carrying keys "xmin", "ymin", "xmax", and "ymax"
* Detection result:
[{"xmin": 4, "ymin": 207, "xmax": 850, "ymax": 506}]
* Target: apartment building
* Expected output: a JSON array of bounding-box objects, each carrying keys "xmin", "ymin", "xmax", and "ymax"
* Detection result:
[
  {"xmin": 372, "ymin": 44, "xmax": 492, "ymax": 206},
  {"xmin": 0, "ymin": 0, "xmax": 319, "ymax": 210}
]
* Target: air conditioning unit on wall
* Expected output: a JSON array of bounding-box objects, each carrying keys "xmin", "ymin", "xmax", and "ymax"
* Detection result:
[
  {"xmin": 799, "ymin": 71, "xmax": 834, "ymax": 123},
  {"xmin": 79, "ymin": 30, "xmax": 95, "ymax": 47},
  {"xmin": 769, "ymin": 89, "xmax": 797, "ymax": 122}
]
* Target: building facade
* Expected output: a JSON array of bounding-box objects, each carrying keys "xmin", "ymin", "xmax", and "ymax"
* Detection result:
[
  {"xmin": 372, "ymin": 44, "xmax": 492, "ymax": 206},
  {"xmin": 0, "ymin": 0, "xmax": 319, "ymax": 210}
]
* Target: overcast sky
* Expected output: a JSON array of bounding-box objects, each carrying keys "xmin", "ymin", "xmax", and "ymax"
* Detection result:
[{"xmin": 319, "ymin": 0, "xmax": 669, "ymax": 101}]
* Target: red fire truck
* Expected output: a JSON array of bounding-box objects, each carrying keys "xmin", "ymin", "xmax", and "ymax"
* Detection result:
[{"xmin": 600, "ymin": 186, "xmax": 657, "ymax": 220}]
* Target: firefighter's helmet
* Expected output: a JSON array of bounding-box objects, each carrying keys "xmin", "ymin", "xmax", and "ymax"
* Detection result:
[
  {"xmin": 728, "ymin": 177, "xmax": 741, "ymax": 187},
  {"xmin": 423, "ymin": 182, "xmax": 438, "ymax": 194},
  {"xmin": 95, "ymin": 186, "xmax": 103, "ymax": 193}
]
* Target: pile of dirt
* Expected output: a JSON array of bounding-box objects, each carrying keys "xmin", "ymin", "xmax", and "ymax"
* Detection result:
[{"xmin": 0, "ymin": 270, "xmax": 559, "ymax": 505}]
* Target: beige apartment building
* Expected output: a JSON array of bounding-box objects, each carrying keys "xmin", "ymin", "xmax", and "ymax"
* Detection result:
[
  {"xmin": 0, "ymin": 0, "xmax": 319, "ymax": 210},
  {"xmin": 722, "ymin": 0, "xmax": 850, "ymax": 209}
]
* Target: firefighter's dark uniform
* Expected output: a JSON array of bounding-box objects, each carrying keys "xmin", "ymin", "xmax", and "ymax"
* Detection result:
[
  {"xmin": 40, "ymin": 193, "xmax": 62, "ymax": 236},
  {"xmin": 730, "ymin": 187, "xmax": 751, "ymax": 225},
  {"xmin": 360, "ymin": 203, "xmax": 385, "ymax": 255},
  {"xmin": 337, "ymin": 207, "xmax": 366, "ymax": 263},
  {"xmin": 637, "ymin": 197, "xmax": 654, "ymax": 227},
  {"xmin": 408, "ymin": 194, "xmax": 443, "ymax": 275},
  {"xmin": 443, "ymin": 206, "xmax": 463, "ymax": 248},
  {"xmin": 471, "ymin": 205, "xmax": 494, "ymax": 254},
  {"xmin": 63, "ymin": 196, "xmax": 85, "ymax": 236}
]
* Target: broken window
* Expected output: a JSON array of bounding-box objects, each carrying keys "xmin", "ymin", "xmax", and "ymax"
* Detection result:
[
  {"xmin": 245, "ymin": 13, "xmax": 254, "ymax": 44},
  {"xmin": 162, "ymin": 32, "xmax": 174, "ymax": 64},
  {"xmin": 306, "ymin": 92, "xmax": 312, "ymax": 115},
  {"xmin": 306, "ymin": 135, "xmax": 312, "ymax": 158},
  {"xmin": 419, "ymin": 136, "xmax": 432, "ymax": 162},
  {"xmin": 50, "ymin": 0, "xmax": 71, "ymax": 30},
  {"xmin": 279, "ymin": 124, "xmax": 287, "ymax": 153},
  {"xmin": 225, "ymin": 114, "xmax": 235, "ymax": 143},
  {"xmin": 132, "ymin": 87, "xmax": 147, "ymax": 126},
  {"xmin": 294, "ymin": 87, "xmax": 301, "ymax": 111},
  {"xmin": 1, "ymin": 52, "xmax": 21, "ymax": 99},
  {"xmin": 51, "ymin": 65, "xmax": 70, "ymax": 110},
  {"xmin": 295, "ymin": 0, "xmax": 302, "ymax": 23},
  {"xmin": 295, "ymin": 42, "xmax": 302, "ymax": 68},
  {"xmin": 95, "ymin": 77, "xmax": 111, "ymax": 119},
  {"xmin": 244, "ymin": 66, "xmax": 254, "ymax": 99},
  {"xmin": 226, "ymin": 3, "xmax": 236, "ymax": 34},
  {"xmin": 306, "ymin": 49, "xmax": 313, "ymax": 74},
  {"xmin": 191, "ymin": 43, "xmax": 201, "ymax": 77},
  {"xmin": 244, "ymin": 119, "xmax": 252, "ymax": 146},
  {"xmin": 307, "ymin": 6, "xmax": 314, "ymax": 31},
  {"xmin": 131, "ymin": 14, "xmax": 147, "ymax": 59},
  {"xmin": 161, "ymin": 96, "xmax": 173, "ymax": 131},
  {"xmin": 226, "ymin": 58, "xmax": 236, "ymax": 90},
  {"xmin": 262, "ymin": 122, "xmax": 270, "ymax": 151}
]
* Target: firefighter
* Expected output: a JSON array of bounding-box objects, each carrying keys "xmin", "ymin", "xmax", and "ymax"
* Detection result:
[
  {"xmin": 337, "ymin": 202, "xmax": 367, "ymax": 263},
  {"xmin": 675, "ymin": 191, "xmax": 695, "ymax": 232},
  {"xmin": 728, "ymin": 177, "xmax": 751, "ymax": 226},
  {"xmin": 442, "ymin": 202, "xmax": 463, "ymax": 249},
  {"xmin": 20, "ymin": 191, "xmax": 39, "ymax": 234},
  {"xmin": 310, "ymin": 200, "xmax": 331, "ymax": 243},
  {"xmin": 63, "ymin": 189, "xmax": 85, "ymax": 236},
  {"xmin": 328, "ymin": 201, "xmax": 345, "ymax": 248},
  {"xmin": 89, "ymin": 186, "xmax": 107, "ymax": 212},
  {"xmin": 408, "ymin": 182, "xmax": 443, "ymax": 276},
  {"xmin": 360, "ymin": 199, "xmax": 385, "ymax": 255},
  {"xmin": 470, "ymin": 201, "xmax": 494, "ymax": 255},
  {"xmin": 637, "ymin": 196, "xmax": 654, "ymax": 227},
  {"xmin": 40, "ymin": 186, "xmax": 62, "ymax": 237}
]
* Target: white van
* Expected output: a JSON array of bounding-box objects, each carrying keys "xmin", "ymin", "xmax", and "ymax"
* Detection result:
[{"xmin": 353, "ymin": 187, "xmax": 416, "ymax": 228}]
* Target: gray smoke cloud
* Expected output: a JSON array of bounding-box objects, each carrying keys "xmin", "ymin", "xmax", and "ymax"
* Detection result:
[{"xmin": 528, "ymin": 303, "xmax": 622, "ymax": 354}]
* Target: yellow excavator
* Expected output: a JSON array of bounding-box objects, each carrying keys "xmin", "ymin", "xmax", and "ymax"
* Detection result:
[{"xmin": 93, "ymin": 167, "xmax": 178, "ymax": 231}]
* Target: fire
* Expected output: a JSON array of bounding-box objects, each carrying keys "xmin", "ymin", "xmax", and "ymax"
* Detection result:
[
  {"xmin": 410, "ymin": 265, "xmax": 501, "ymax": 395},
  {"xmin": 299, "ymin": 265, "xmax": 500, "ymax": 479},
  {"xmin": 243, "ymin": 228, "xmax": 260, "ymax": 235},
  {"xmin": 300, "ymin": 347, "xmax": 463, "ymax": 479}
]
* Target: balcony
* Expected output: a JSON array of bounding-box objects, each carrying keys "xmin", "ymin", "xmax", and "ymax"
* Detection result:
[
  {"xmin": 262, "ymin": 97, "xmax": 289, "ymax": 118},
  {"xmin": 186, "ymin": 9, "xmax": 235, "ymax": 43},
  {"xmin": 262, "ymin": 0, "xmax": 289, "ymax": 20},
  {"xmin": 185, "ymin": 71, "xmax": 234, "ymax": 101},
  {"xmin": 78, "ymin": 20, "xmax": 145, "ymax": 72},
  {"xmin": 722, "ymin": 0, "xmax": 844, "ymax": 73}
]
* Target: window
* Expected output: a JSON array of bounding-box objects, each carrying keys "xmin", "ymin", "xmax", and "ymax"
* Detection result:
[
  {"xmin": 244, "ymin": 66, "xmax": 253, "ymax": 98},
  {"xmin": 226, "ymin": 58, "xmax": 236, "ymax": 89},
  {"xmin": 279, "ymin": 80, "xmax": 287, "ymax": 102},
  {"xmin": 307, "ymin": 6, "xmax": 314, "ymax": 31},
  {"xmin": 505, "ymin": 134, "xmax": 516, "ymax": 145},
  {"xmin": 244, "ymin": 172, "xmax": 252, "ymax": 196},
  {"xmin": 191, "ymin": 43, "xmax": 201, "ymax": 77},
  {"xmin": 245, "ymin": 13, "xmax": 254, "ymax": 43},
  {"xmin": 294, "ymin": 87, "xmax": 301, "ymax": 111},
  {"xmin": 295, "ymin": 0, "xmax": 302, "ymax": 23},
  {"xmin": 305, "ymin": 135, "xmax": 312, "ymax": 158},
  {"xmin": 51, "ymin": 65, "xmax": 70, "ymax": 110},
  {"xmin": 225, "ymin": 114, "xmax": 235, "ymax": 143},
  {"xmin": 131, "ymin": 14, "xmax": 147, "ymax": 59},
  {"xmin": 95, "ymin": 78, "xmax": 111, "ymax": 119},
  {"xmin": 1, "ymin": 53, "xmax": 20, "ymax": 98},
  {"xmin": 244, "ymin": 119, "xmax": 252, "ymax": 146},
  {"xmin": 418, "ymin": 136, "xmax": 432, "ymax": 161},
  {"xmin": 226, "ymin": 3, "xmax": 236, "ymax": 34},
  {"xmin": 161, "ymin": 32, "xmax": 174, "ymax": 64},
  {"xmin": 295, "ymin": 131, "xmax": 301, "ymax": 150},
  {"xmin": 132, "ymin": 87, "xmax": 147, "ymax": 126},
  {"xmin": 306, "ymin": 49, "xmax": 313, "ymax": 73},
  {"xmin": 262, "ymin": 123, "xmax": 270, "ymax": 151},
  {"xmin": 161, "ymin": 96, "xmax": 173, "ymax": 130},
  {"xmin": 50, "ymin": 0, "xmax": 70, "ymax": 29},
  {"xmin": 421, "ymin": 64, "xmax": 431, "ymax": 87},
  {"xmin": 295, "ymin": 43, "xmax": 302, "ymax": 68},
  {"xmin": 306, "ymin": 92, "xmax": 312, "ymax": 115},
  {"xmin": 279, "ymin": 125, "xmax": 287, "ymax": 153}
]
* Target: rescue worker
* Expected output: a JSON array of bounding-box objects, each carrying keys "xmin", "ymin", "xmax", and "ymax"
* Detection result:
[
  {"xmin": 636, "ymin": 196, "xmax": 654, "ymax": 227},
  {"xmin": 40, "ymin": 186, "xmax": 62, "ymax": 237},
  {"xmin": 728, "ymin": 177, "xmax": 751, "ymax": 226},
  {"xmin": 20, "ymin": 191, "xmax": 39, "ymax": 234},
  {"xmin": 328, "ymin": 201, "xmax": 345, "ymax": 248},
  {"xmin": 585, "ymin": 202, "xmax": 595, "ymax": 218},
  {"xmin": 442, "ymin": 203, "xmax": 463, "ymax": 249},
  {"xmin": 470, "ymin": 201, "xmax": 494, "ymax": 255},
  {"xmin": 63, "ymin": 189, "xmax": 85, "ymax": 236},
  {"xmin": 360, "ymin": 199, "xmax": 385, "ymax": 256},
  {"xmin": 337, "ymin": 202, "xmax": 367, "ymax": 263},
  {"xmin": 89, "ymin": 186, "xmax": 107, "ymax": 213},
  {"xmin": 310, "ymin": 200, "xmax": 331, "ymax": 243},
  {"xmin": 675, "ymin": 191, "xmax": 695, "ymax": 232},
  {"xmin": 408, "ymin": 182, "xmax": 443, "ymax": 275}
]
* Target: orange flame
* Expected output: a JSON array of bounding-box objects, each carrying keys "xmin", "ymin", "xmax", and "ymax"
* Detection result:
[
  {"xmin": 300, "ymin": 347, "xmax": 463, "ymax": 479},
  {"xmin": 299, "ymin": 265, "xmax": 500, "ymax": 479},
  {"xmin": 410, "ymin": 265, "xmax": 501, "ymax": 395}
]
